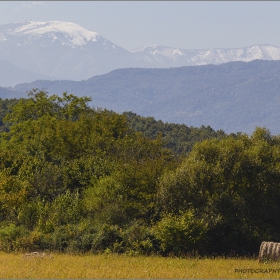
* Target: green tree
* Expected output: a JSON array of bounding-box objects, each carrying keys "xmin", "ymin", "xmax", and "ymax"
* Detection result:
[{"xmin": 158, "ymin": 128, "xmax": 280, "ymax": 255}]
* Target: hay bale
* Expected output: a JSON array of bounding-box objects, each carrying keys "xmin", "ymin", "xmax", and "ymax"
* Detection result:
[
  {"xmin": 259, "ymin": 241, "xmax": 280, "ymax": 262},
  {"xmin": 24, "ymin": 251, "xmax": 48, "ymax": 258}
]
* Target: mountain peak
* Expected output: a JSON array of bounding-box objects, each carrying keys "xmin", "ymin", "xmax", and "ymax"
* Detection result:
[{"xmin": 2, "ymin": 20, "xmax": 101, "ymax": 47}]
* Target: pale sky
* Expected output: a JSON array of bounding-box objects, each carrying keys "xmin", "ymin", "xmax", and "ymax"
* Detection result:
[{"xmin": 0, "ymin": 1, "xmax": 280, "ymax": 51}]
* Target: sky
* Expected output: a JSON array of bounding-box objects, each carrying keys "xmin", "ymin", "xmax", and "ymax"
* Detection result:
[{"xmin": 0, "ymin": 1, "xmax": 280, "ymax": 51}]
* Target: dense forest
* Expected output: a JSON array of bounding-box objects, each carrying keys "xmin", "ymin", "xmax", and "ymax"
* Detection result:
[{"xmin": 0, "ymin": 89, "xmax": 280, "ymax": 257}]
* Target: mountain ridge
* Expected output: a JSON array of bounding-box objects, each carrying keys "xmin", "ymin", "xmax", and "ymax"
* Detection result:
[
  {"xmin": 8, "ymin": 59, "xmax": 280, "ymax": 135},
  {"xmin": 1, "ymin": 20, "xmax": 280, "ymax": 86}
]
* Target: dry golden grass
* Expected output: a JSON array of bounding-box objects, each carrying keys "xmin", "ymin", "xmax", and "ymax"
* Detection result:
[{"xmin": 1, "ymin": 252, "xmax": 280, "ymax": 278}]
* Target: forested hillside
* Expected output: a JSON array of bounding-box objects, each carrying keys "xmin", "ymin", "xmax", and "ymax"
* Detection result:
[
  {"xmin": 0, "ymin": 98, "xmax": 19, "ymax": 132},
  {"xmin": 123, "ymin": 111, "xmax": 227, "ymax": 155},
  {"xmin": 0, "ymin": 97, "xmax": 228, "ymax": 155},
  {"xmin": 1, "ymin": 90, "xmax": 280, "ymax": 257}
]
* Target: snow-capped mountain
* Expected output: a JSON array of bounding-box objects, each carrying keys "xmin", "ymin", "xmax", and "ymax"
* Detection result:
[
  {"xmin": 0, "ymin": 21, "xmax": 137, "ymax": 84},
  {"xmin": 1, "ymin": 20, "xmax": 280, "ymax": 86},
  {"xmin": 0, "ymin": 21, "xmax": 111, "ymax": 49},
  {"xmin": 131, "ymin": 44, "xmax": 280, "ymax": 67}
]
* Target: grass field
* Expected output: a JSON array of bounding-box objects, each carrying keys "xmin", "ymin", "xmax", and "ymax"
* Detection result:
[{"xmin": 1, "ymin": 252, "xmax": 280, "ymax": 278}]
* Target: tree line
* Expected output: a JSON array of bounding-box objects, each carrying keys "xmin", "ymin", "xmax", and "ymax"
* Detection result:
[{"xmin": 0, "ymin": 89, "xmax": 279, "ymax": 256}]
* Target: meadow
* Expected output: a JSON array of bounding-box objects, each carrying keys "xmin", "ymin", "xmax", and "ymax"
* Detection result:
[{"xmin": 1, "ymin": 252, "xmax": 280, "ymax": 279}]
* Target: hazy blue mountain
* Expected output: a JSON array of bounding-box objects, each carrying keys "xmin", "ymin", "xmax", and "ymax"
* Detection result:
[
  {"xmin": 1, "ymin": 21, "xmax": 280, "ymax": 87},
  {"xmin": 12, "ymin": 60, "xmax": 280, "ymax": 134},
  {"xmin": 0, "ymin": 86, "xmax": 26, "ymax": 99},
  {"xmin": 0, "ymin": 60, "xmax": 56, "ymax": 87}
]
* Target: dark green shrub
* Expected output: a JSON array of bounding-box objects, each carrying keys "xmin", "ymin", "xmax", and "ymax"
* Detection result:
[
  {"xmin": 91, "ymin": 224, "xmax": 123, "ymax": 253},
  {"xmin": 15, "ymin": 230, "xmax": 50, "ymax": 252},
  {"xmin": 121, "ymin": 220, "xmax": 156, "ymax": 255}
]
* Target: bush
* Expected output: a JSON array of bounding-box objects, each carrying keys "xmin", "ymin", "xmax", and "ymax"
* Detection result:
[
  {"xmin": 91, "ymin": 224, "xmax": 122, "ymax": 253},
  {"xmin": 121, "ymin": 220, "xmax": 156, "ymax": 255},
  {"xmin": 15, "ymin": 230, "xmax": 51, "ymax": 252},
  {"xmin": 0, "ymin": 223, "xmax": 27, "ymax": 252},
  {"xmin": 152, "ymin": 210, "xmax": 208, "ymax": 256}
]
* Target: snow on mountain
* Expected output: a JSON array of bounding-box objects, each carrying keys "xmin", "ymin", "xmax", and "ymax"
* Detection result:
[
  {"xmin": 1, "ymin": 20, "xmax": 280, "ymax": 87},
  {"xmin": 0, "ymin": 33, "xmax": 7, "ymax": 42},
  {"xmin": 131, "ymin": 45, "xmax": 184, "ymax": 61},
  {"xmin": 0, "ymin": 21, "xmax": 135, "ymax": 83},
  {"xmin": 1, "ymin": 21, "xmax": 103, "ymax": 48},
  {"xmin": 131, "ymin": 44, "xmax": 280, "ymax": 67}
]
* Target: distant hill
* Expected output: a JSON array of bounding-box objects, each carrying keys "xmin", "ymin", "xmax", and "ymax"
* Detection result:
[
  {"xmin": 0, "ymin": 60, "xmax": 56, "ymax": 87},
  {"xmin": 0, "ymin": 86, "xmax": 25, "ymax": 99},
  {"xmin": 12, "ymin": 59, "xmax": 280, "ymax": 134}
]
